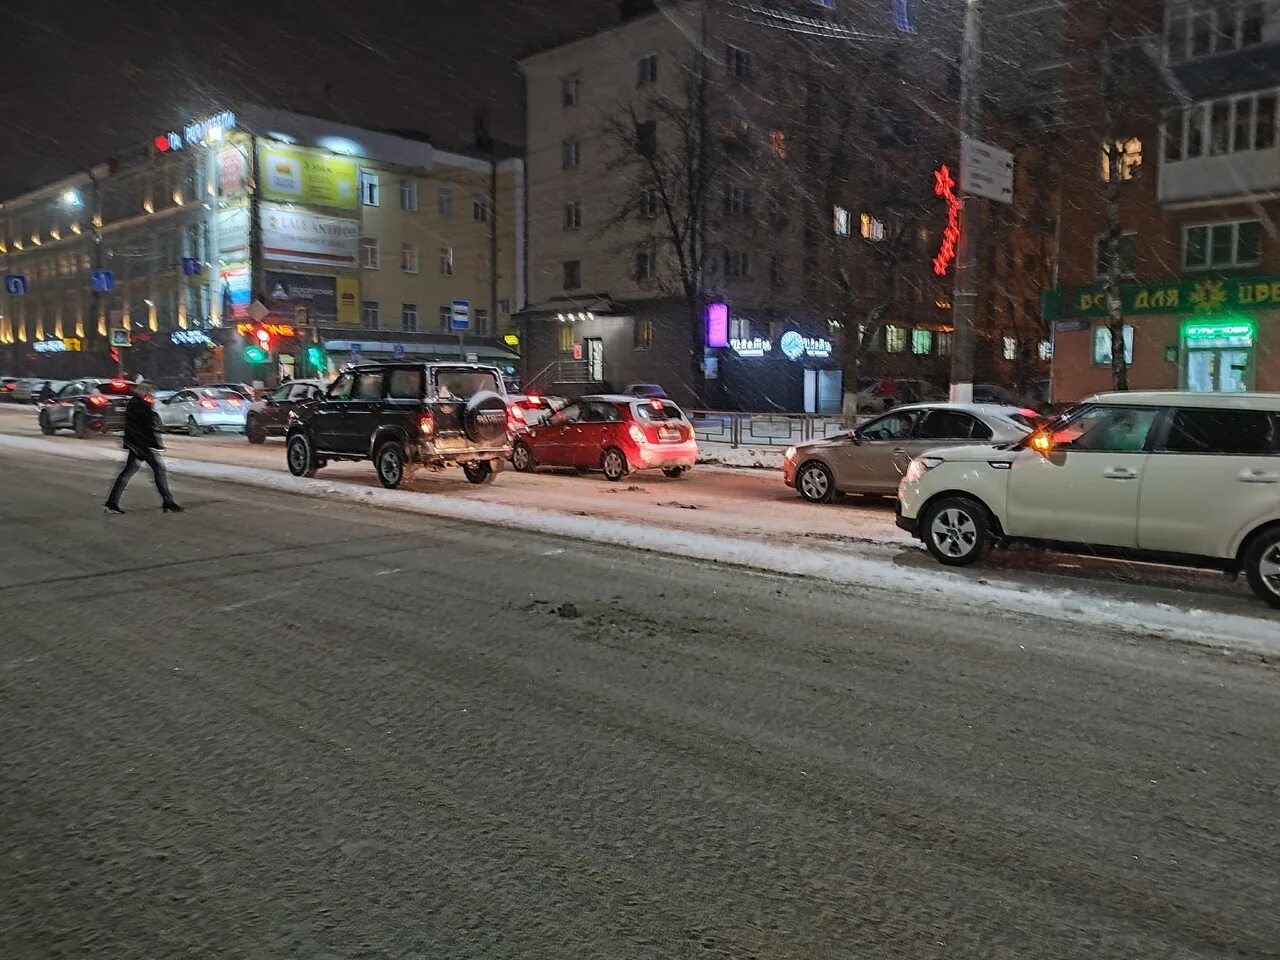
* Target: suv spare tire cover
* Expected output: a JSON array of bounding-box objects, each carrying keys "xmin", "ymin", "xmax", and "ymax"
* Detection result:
[{"xmin": 464, "ymin": 390, "xmax": 509, "ymax": 444}]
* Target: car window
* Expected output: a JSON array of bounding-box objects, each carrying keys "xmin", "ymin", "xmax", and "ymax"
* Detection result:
[
  {"xmin": 354, "ymin": 371, "xmax": 384, "ymax": 401},
  {"xmin": 550, "ymin": 403, "xmax": 581, "ymax": 425},
  {"xmin": 633, "ymin": 400, "xmax": 683, "ymax": 422},
  {"xmin": 287, "ymin": 383, "xmax": 314, "ymax": 401},
  {"xmin": 173, "ymin": 391, "xmax": 193, "ymax": 403},
  {"xmin": 918, "ymin": 410, "xmax": 985, "ymax": 440},
  {"xmin": 328, "ymin": 372, "xmax": 355, "ymax": 400},
  {"xmin": 270, "ymin": 385, "xmax": 292, "ymax": 401},
  {"xmin": 859, "ymin": 410, "xmax": 919, "ymax": 441},
  {"xmin": 435, "ymin": 367, "xmax": 500, "ymax": 400},
  {"xmin": 57, "ymin": 383, "xmax": 78, "ymax": 398},
  {"xmin": 387, "ymin": 369, "xmax": 424, "ymax": 400},
  {"xmin": 1055, "ymin": 405, "xmax": 1159, "ymax": 452},
  {"xmin": 1160, "ymin": 408, "xmax": 1277, "ymax": 455}
]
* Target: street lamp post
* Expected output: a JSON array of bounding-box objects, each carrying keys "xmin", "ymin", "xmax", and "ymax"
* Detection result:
[{"xmin": 948, "ymin": 0, "xmax": 983, "ymax": 403}]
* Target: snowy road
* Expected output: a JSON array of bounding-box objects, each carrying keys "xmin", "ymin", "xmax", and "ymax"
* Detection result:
[{"xmin": 2, "ymin": 451, "xmax": 1278, "ymax": 958}]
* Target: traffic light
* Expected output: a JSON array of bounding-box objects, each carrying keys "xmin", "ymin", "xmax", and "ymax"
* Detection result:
[
  {"xmin": 243, "ymin": 345, "xmax": 268, "ymax": 363},
  {"xmin": 243, "ymin": 325, "xmax": 272, "ymax": 363},
  {"xmin": 255, "ymin": 328, "xmax": 272, "ymax": 351}
]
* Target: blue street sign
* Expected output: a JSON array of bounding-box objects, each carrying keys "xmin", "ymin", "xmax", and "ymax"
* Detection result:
[
  {"xmin": 91, "ymin": 270, "xmax": 115, "ymax": 293},
  {"xmin": 892, "ymin": 0, "xmax": 917, "ymax": 34},
  {"xmin": 3, "ymin": 274, "xmax": 29, "ymax": 295},
  {"xmin": 181, "ymin": 257, "xmax": 201, "ymax": 277},
  {"xmin": 393, "ymin": 343, "xmax": 405, "ymax": 359},
  {"xmin": 350, "ymin": 342, "xmax": 361, "ymax": 357},
  {"xmin": 450, "ymin": 299, "xmax": 471, "ymax": 331}
]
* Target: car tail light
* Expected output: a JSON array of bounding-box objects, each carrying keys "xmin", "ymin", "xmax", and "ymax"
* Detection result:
[
  {"xmin": 199, "ymin": 399, "xmax": 218, "ymax": 409},
  {"xmin": 628, "ymin": 423, "xmax": 646, "ymax": 444},
  {"xmin": 226, "ymin": 396, "xmax": 241, "ymax": 405},
  {"xmin": 86, "ymin": 395, "xmax": 109, "ymax": 408},
  {"xmin": 649, "ymin": 398, "xmax": 663, "ymax": 410},
  {"xmin": 419, "ymin": 413, "xmax": 435, "ymax": 436}
]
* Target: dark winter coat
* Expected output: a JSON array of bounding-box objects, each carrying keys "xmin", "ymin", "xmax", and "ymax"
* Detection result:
[{"xmin": 122, "ymin": 394, "xmax": 162, "ymax": 452}]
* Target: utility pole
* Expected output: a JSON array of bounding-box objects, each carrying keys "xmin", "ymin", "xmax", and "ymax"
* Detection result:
[{"xmin": 949, "ymin": 0, "xmax": 983, "ymax": 403}]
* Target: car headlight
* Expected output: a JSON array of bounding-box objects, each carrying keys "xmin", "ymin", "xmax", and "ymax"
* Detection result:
[
  {"xmin": 903, "ymin": 455, "xmax": 944, "ymax": 484},
  {"xmin": 783, "ymin": 446, "xmax": 797, "ymax": 461}
]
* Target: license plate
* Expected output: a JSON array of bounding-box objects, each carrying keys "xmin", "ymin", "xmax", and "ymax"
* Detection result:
[{"xmin": 659, "ymin": 427, "xmax": 680, "ymax": 442}]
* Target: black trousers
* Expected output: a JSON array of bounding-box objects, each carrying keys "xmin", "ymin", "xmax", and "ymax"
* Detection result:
[{"xmin": 107, "ymin": 445, "xmax": 174, "ymax": 507}]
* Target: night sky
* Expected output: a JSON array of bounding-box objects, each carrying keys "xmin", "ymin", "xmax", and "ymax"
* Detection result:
[{"xmin": 0, "ymin": 0, "xmax": 621, "ymax": 198}]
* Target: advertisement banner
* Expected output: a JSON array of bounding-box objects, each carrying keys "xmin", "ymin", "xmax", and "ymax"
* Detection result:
[
  {"xmin": 220, "ymin": 265, "xmax": 251, "ymax": 319},
  {"xmin": 218, "ymin": 147, "xmax": 246, "ymax": 196},
  {"xmin": 1048, "ymin": 274, "xmax": 1280, "ymax": 320},
  {"xmin": 336, "ymin": 277, "xmax": 359, "ymax": 325},
  {"xmin": 261, "ymin": 204, "xmax": 359, "ymax": 268},
  {"xmin": 266, "ymin": 271, "xmax": 338, "ymax": 326},
  {"xmin": 216, "ymin": 207, "xmax": 249, "ymax": 263},
  {"xmin": 258, "ymin": 143, "xmax": 358, "ymax": 209}
]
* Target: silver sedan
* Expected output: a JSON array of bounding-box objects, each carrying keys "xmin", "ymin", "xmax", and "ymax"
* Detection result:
[{"xmin": 155, "ymin": 388, "xmax": 249, "ymax": 435}]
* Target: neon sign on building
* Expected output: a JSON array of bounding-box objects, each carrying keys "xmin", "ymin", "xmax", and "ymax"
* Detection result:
[{"xmin": 932, "ymin": 164, "xmax": 961, "ymax": 277}]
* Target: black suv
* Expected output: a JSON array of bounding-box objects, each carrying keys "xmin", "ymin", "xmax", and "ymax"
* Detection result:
[{"xmin": 285, "ymin": 363, "xmax": 510, "ymax": 488}]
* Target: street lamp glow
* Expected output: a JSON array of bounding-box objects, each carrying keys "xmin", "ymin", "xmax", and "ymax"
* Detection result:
[{"xmin": 61, "ymin": 189, "xmax": 82, "ymax": 208}]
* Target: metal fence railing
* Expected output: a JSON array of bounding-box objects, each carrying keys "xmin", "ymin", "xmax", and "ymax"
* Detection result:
[{"xmin": 689, "ymin": 410, "xmax": 856, "ymax": 448}]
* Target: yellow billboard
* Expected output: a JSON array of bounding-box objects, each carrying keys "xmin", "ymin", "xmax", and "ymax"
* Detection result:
[
  {"xmin": 336, "ymin": 277, "xmax": 360, "ymax": 325},
  {"xmin": 257, "ymin": 143, "xmax": 358, "ymax": 209}
]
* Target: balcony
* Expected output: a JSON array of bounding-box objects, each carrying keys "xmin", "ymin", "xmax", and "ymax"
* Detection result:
[
  {"xmin": 1159, "ymin": 145, "xmax": 1280, "ymax": 203},
  {"xmin": 1158, "ymin": 85, "xmax": 1280, "ymax": 203}
]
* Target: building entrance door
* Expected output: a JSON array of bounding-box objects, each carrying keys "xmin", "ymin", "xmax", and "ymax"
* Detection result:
[
  {"xmin": 585, "ymin": 338, "xmax": 603, "ymax": 382},
  {"xmin": 1183, "ymin": 321, "xmax": 1254, "ymax": 393}
]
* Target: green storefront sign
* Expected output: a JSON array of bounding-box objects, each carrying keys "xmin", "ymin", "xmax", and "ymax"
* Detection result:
[{"xmin": 1043, "ymin": 276, "xmax": 1280, "ymax": 321}]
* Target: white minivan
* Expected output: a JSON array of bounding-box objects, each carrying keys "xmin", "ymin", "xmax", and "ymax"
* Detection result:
[{"xmin": 896, "ymin": 392, "xmax": 1280, "ymax": 608}]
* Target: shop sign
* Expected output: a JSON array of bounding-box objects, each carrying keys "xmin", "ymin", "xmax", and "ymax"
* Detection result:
[
  {"xmin": 1183, "ymin": 320, "xmax": 1254, "ymax": 348},
  {"xmin": 33, "ymin": 339, "xmax": 67, "ymax": 353},
  {"xmin": 236, "ymin": 321, "xmax": 296, "ymax": 338},
  {"xmin": 779, "ymin": 330, "xmax": 832, "ymax": 360},
  {"xmin": 171, "ymin": 330, "xmax": 213, "ymax": 346},
  {"xmin": 705, "ymin": 302, "xmax": 730, "ymax": 349},
  {"xmin": 730, "ymin": 337, "xmax": 772, "ymax": 357},
  {"xmin": 932, "ymin": 164, "xmax": 961, "ymax": 276},
  {"xmin": 266, "ymin": 270, "xmax": 339, "ymax": 326},
  {"xmin": 261, "ymin": 204, "xmax": 359, "ymax": 267},
  {"xmin": 257, "ymin": 143, "xmax": 359, "ymax": 209},
  {"xmin": 1054, "ymin": 276, "xmax": 1280, "ymax": 319},
  {"xmin": 337, "ymin": 277, "xmax": 359, "ymax": 325},
  {"xmin": 154, "ymin": 110, "xmax": 236, "ymax": 152}
]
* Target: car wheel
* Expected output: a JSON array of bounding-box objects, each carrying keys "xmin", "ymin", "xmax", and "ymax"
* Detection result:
[
  {"xmin": 662, "ymin": 466, "xmax": 687, "ymax": 479},
  {"xmin": 39, "ymin": 411, "xmax": 55, "ymax": 435},
  {"xmin": 601, "ymin": 446, "xmax": 627, "ymax": 482},
  {"xmin": 510, "ymin": 441, "xmax": 534, "ymax": 473},
  {"xmin": 375, "ymin": 441, "xmax": 407, "ymax": 489},
  {"xmin": 463, "ymin": 461, "xmax": 496, "ymax": 485},
  {"xmin": 796, "ymin": 460, "xmax": 835, "ymax": 504},
  {"xmin": 922, "ymin": 496, "xmax": 993, "ymax": 567},
  {"xmin": 187, "ymin": 416, "xmax": 203, "ymax": 437},
  {"xmin": 1243, "ymin": 527, "xmax": 1280, "ymax": 610},
  {"xmin": 246, "ymin": 417, "xmax": 266, "ymax": 444},
  {"xmin": 286, "ymin": 434, "xmax": 318, "ymax": 478},
  {"xmin": 73, "ymin": 412, "xmax": 88, "ymax": 439}
]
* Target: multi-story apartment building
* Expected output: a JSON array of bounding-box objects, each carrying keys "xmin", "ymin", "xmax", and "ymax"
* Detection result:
[
  {"xmin": 517, "ymin": 0, "xmax": 965, "ymax": 412},
  {"xmin": 1050, "ymin": 0, "xmax": 1280, "ymax": 400},
  {"xmin": 0, "ymin": 105, "xmax": 524, "ymax": 388}
]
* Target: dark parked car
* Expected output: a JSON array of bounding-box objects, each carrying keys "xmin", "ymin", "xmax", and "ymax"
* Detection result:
[
  {"xmin": 621, "ymin": 382, "xmax": 669, "ymax": 399},
  {"xmin": 246, "ymin": 379, "xmax": 326, "ymax": 443},
  {"xmin": 285, "ymin": 362, "xmax": 511, "ymax": 488},
  {"xmin": 38, "ymin": 378, "xmax": 139, "ymax": 438}
]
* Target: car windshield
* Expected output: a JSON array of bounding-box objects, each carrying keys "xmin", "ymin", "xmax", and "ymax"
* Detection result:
[
  {"xmin": 633, "ymin": 399, "xmax": 685, "ymax": 422},
  {"xmin": 436, "ymin": 368, "xmax": 500, "ymax": 399}
]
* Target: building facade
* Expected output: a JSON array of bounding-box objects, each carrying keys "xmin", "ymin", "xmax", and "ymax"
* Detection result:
[
  {"xmin": 1051, "ymin": 0, "xmax": 1280, "ymax": 400},
  {"xmin": 0, "ymin": 106, "xmax": 524, "ymax": 388}
]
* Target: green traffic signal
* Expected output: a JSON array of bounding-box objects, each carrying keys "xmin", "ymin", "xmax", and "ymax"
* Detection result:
[
  {"xmin": 243, "ymin": 345, "xmax": 268, "ymax": 363},
  {"xmin": 307, "ymin": 346, "xmax": 325, "ymax": 367}
]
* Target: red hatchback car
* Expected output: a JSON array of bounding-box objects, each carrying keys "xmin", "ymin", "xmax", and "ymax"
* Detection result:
[{"xmin": 510, "ymin": 395, "xmax": 698, "ymax": 481}]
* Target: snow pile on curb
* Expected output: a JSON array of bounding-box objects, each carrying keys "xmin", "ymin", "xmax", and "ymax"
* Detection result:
[
  {"xmin": 4, "ymin": 433, "xmax": 1276, "ymax": 655},
  {"xmin": 698, "ymin": 441, "xmax": 784, "ymax": 469}
]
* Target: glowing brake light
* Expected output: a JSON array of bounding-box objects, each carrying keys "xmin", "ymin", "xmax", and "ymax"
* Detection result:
[
  {"xmin": 649, "ymin": 398, "xmax": 663, "ymax": 410},
  {"xmin": 86, "ymin": 395, "xmax": 110, "ymax": 408},
  {"xmin": 419, "ymin": 413, "xmax": 435, "ymax": 436},
  {"xmin": 226, "ymin": 396, "xmax": 241, "ymax": 405},
  {"xmin": 110, "ymin": 379, "xmax": 127, "ymax": 388},
  {"xmin": 198, "ymin": 399, "xmax": 219, "ymax": 409}
]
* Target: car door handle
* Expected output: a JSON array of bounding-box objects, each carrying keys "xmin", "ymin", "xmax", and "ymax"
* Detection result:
[
  {"xmin": 1238, "ymin": 469, "xmax": 1280, "ymax": 483},
  {"xmin": 1103, "ymin": 467, "xmax": 1138, "ymax": 480}
]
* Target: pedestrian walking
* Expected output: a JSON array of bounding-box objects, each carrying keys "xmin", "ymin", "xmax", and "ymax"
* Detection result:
[
  {"xmin": 104, "ymin": 383, "xmax": 183, "ymax": 515},
  {"xmin": 36, "ymin": 381, "xmax": 54, "ymax": 404}
]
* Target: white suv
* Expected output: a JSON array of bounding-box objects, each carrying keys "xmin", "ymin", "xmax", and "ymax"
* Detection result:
[{"xmin": 896, "ymin": 392, "xmax": 1280, "ymax": 608}]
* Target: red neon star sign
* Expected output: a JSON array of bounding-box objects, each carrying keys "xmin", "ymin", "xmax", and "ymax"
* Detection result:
[{"xmin": 933, "ymin": 163, "xmax": 961, "ymax": 277}]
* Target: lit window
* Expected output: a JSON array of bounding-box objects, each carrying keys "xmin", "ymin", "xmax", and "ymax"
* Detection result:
[
  {"xmin": 402, "ymin": 303, "xmax": 419, "ymax": 333},
  {"xmin": 439, "ymin": 246, "xmax": 454, "ymax": 276},
  {"xmin": 400, "ymin": 242, "xmax": 418, "ymax": 274},
  {"xmin": 1039, "ymin": 340, "xmax": 1053, "ymax": 361},
  {"xmin": 1100, "ymin": 138, "xmax": 1143, "ymax": 181},
  {"xmin": 1093, "ymin": 324, "xmax": 1134, "ymax": 366},
  {"xmin": 360, "ymin": 169, "xmax": 379, "ymax": 206},
  {"xmin": 833, "ymin": 206, "xmax": 851, "ymax": 236},
  {"xmin": 768, "ymin": 129, "xmax": 788, "ymax": 159},
  {"xmin": 1003, "ymin": 336, "xmax": 1017, "ymax": 361},
  {"xmin": 860, "ymin": 213, "xmax": 885, "ymax": 241},
  {"xmin": 360, "ymin": 237, "xmax": 379, "ymax": 269},
  {"xmin": 558, "ymin": 324, "xmax": 574, "ymax": 352},
  {"xmin": 884, "ymin": 325, "xmax": 907, "ymax": 353},
  {"xmin": 400, "ymin": 179, "xmax": 418, "ymax": 211},
  {"xmin": 911, "ymin": 328, "xmax": 933, "ymax": 355},
  {"xmin": 634, "ymin": 317, "xmax": 655, "ymax": 349}
]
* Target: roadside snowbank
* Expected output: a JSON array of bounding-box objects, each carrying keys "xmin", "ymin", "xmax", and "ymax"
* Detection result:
[
  {"xmin": 698, "ymin": 442, "xmax": 785, "ymax": 469},
  {"xmin": 2, "ymin": 432, "xmax": 1275, "ymax": 655}
]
